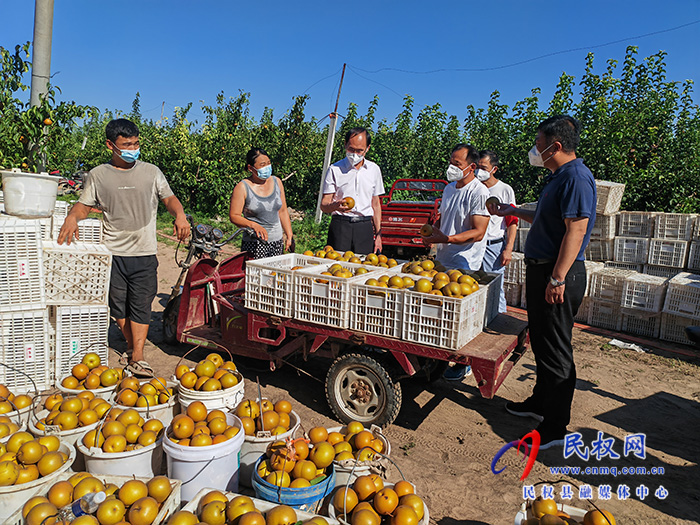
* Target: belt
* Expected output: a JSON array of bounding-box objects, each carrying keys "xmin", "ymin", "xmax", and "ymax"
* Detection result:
[
  {"xmin": 334, "ymin": 215, "xmax": 372, "ymax": 223},
  {"xmin": 524, "ymin": 257, "xmax": 556, "ymax": 266},
  {"xmin": 487, "ymin": 237, "xmax": 505, "ymax": 245}
]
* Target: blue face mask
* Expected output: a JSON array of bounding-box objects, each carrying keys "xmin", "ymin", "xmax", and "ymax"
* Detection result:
[
  {"xmin": 255, "ymin": 165, "xmax": 273, "ymax": 180},
  {"xmin": 117, "ymin": 147, "xmax": 140, "ymax": 163}
]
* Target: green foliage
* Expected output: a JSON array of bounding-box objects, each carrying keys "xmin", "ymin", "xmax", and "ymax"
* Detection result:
[{"xmin": 1, "ymin": 44, "xmax": 698, "ymax": 226}]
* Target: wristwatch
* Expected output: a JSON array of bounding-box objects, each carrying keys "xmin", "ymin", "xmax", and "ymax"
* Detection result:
[{"xmin": 549, "ymin": 276, "xmax": 566, "ymax": 287}]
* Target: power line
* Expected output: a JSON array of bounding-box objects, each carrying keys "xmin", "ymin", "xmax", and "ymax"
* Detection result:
[
  {"xmin": 352, "ymin": 19, "xmax": 700, "ymax": 75},
  {"xmin": 346, "ymin": 66, "xmax": 403, "ymax": 99}
]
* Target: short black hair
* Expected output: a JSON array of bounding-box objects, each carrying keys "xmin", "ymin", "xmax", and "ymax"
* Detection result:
[
  {"xmin": 105, "ymin": 118, "xmax": 139, "ymax": 142},
  {"xmin": 537, "ymin": 115, "xmax": 580, "ymax": 153},
  {"xmin": 479, "ymin": 150, "xmax": 500, "ymax": 169},
  {"xmin": 451, "ymin": 143, "xmax": 480, "ymax": 165},
  {"xmin": 246, "ymin": 147, "xmax": 269, "ymax": 169},
  {"xmin": 345, "ymin": 127, "xmax": 371, "ymax": 147}
]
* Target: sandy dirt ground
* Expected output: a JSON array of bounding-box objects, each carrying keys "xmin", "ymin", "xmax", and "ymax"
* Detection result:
[{"xmin": 107, "ymin": 238, "xmax": 700, "ymax": 525}]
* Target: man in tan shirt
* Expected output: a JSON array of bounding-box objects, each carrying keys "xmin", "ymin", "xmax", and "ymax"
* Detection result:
[{"xmin": 58, "ymin": 118, "xmax": 189, "ymax": 375}]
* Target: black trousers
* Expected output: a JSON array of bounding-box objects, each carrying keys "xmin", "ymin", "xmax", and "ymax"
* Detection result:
[
  {"xmin": 327, "ymin": 216, "xmax": 374, "ymax": 254},
  {"xmin": 525, "ymin": 260, "xmax": 586, "ymax": 434}
]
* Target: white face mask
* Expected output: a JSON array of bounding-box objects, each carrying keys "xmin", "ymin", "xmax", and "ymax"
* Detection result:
[
  {"xmin": 346, "ymin": 152, "xmax": 364, "ymax": 166},
  {"xmin": 445, "ymin": 164, "xmax": 466, "ymax": 182},
  {"xmin": 528, "ymin": 143, "xmax": 555, "ymax": 167},
  {"xmin": 475, "ymin": 168, "xmax": 492, "ymax": 182}
]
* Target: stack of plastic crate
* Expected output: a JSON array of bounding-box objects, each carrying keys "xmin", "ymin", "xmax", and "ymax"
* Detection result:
[
  {"xmin": 660, "ymin": 272, "xmax": 700, "ymax": 344},
  {"xmin": 574, "ymin": 261, "xmax": 605, "ymax": 323},
  {"xmin": 620, "ymin": 273, "xmax": 669, "ymax": 338},
  {"xmin": 587, "ymin": 268, "xmax": 636, "ymax": 330},
  {"xmin": 585, "ymin": 181, "xmax": 625, "ymax": 262},
  {"xmin": 43, "ymin": 236, "xmax": 112, "ymax": 381},
  {"xmin": 516, "ymin": 202, "xmax": 537, "ymax": 252},
  {"xmin": 646, "ymin": 214, "xmax": 696, "ymax": 276},
  {"xmin": 687, "ymin": 221, "xmax": 700, "ymax": 273},
  {"xmin": 613, "ymin": 212, "xmax": 655, "ymax": 272},
  {"xmin": 0, "ymin": 216, "xmax": 52, "ymax": 392}
]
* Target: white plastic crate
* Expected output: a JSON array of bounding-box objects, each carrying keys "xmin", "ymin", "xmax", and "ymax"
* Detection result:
[
  {"xmin": 293, "ymin": 261, "xmax": 378, "ymax": 328},
  {"xmin": 660, "ymin": 313, "xmax": 696, "ymax": 345},
  {"xmin": 521, "ymin": 201, "xmax": 538, "ymax": 211},
  {"xmin": 42, "ymin": 240, "xmax": 112, "ymax": 304},
  {"xmin": 595, "ymin": 180, "xmax": 625, "ymax": 215},
  {"xmin": 590, "ymin": 213, "xmax": 617, "ymax": 239},
  {"xmin": 588, "ymin": 299, "xmax": 622, "ymax": 330},
  {"xmin": 574, "ymin": 296, "xmax": 590, "ymax": 323},
  {"xmin": 0, "ymin": 216, "xmax": 46, "ymax": 312},
  {"xmin": 504, "ymin": 282, "xmax": 521, "ymax": 307},
  {"xmin": 620, "ymin": 308, "xmax": 662, "ymax": 339},
  {"xmin": 49, "ymin": 304, "xmax": 110, "ymax": 381},
  {"xmin": 349, "ymin": 274, "xmax": 407, "ymax": 338},
  {"xmin": 617, "ymin": 211, "xmax": 657, "ymax": 238},
  {"xmin": 245, "ymin": 253, "xmax": 328, "ymax": 318},
  {"xmin": 654, "ymin": 213, "xmax": 697, "ymax": 241},
  {"xmin": 402, "ymin": 285, "xmax": 488, "ymax": 350},
  {"xmin": 53, "ymin": 200, "xmax": 70, "ymax": 219},
  {"xmin": 663, "ymin": 272, "xmax": 700, "ymax": 319},
  {"xmin": 694, "ymin": 219, "xmax": 700, "ymax": 241},
  {"xmin": 687, "ymin": 242, "xmax": 700, "ymax": 271},
  {"xmin": 614, "ymin": 237, "xmax": 650, "ymax": 264},
  {"xmin": 584, "ymin": 261, "xmax": 605, "ymax": 296},
  {"xmin": 588, "ymin": 268, "xmax": 636, "ymax": 303},
  {"xmin": 604, "ymin": 261, "xmax": 642, "ymax": 272},
  {"xmin": 52, "ymin": 216, "xmax": 103, "ymax": 243},
  {"xmin": 504, "ymin": 252, "xmax": 525, "ymax": 284},
  {"xmin": 621, "ymin": 273, "xmax": 668, "ymax": 312},
  {"xmin": 643, "ymin": 264, "xmax": 680, "ymax": 279},
  {"xmin": 648, "ymin": 239, "xmax": 688, "ymax": 268},
  {"xmin": 585, "ymin": 239, "xmax": 613, "ymax": 261},
  {"xmin": 0, "ymin": 309, "xmax": 50, "ymax": 392}
]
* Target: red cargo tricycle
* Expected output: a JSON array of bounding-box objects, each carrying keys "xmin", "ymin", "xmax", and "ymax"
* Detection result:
[{"xmin": 162, "ymin": 218, "xmax": 529, "ymax": 427}]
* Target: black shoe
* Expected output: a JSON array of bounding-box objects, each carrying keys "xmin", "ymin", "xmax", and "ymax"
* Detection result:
[
  {"xmin": 505, "ymin": 399, "xmax": 544, "ymax": 422},
  {"xmin": 537, "ymin": 426, "xmax": 567, "ymax": 450}
]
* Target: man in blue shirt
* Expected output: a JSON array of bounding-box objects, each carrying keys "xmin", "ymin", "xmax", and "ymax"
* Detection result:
[{"xmin": 492, "ymin": 115, "xmax": 596, "ymax": 449}]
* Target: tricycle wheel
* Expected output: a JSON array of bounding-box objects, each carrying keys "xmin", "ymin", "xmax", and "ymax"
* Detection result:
[
  {"xmin": 325, "ymin": 352, "xmax": 402, "ymax": 428},
  {"xmin": 162, "ymin": 295, "xmax": 181, "ymax": 344}
]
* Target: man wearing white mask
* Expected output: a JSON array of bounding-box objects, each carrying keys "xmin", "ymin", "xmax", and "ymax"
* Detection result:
[
  {"xmin": 492, "ymin": 115, "xmax": 596, "ymax": 449},
  {"xmin": 423, "ymin": 144, "xmax": 490, "ymax": 382},
  {"xmin": 423, "ymin": 143, "xmax": 490, "ymax": 272},
  {"xmin": 477, "ymin": 150, "xmax": 518, "ymax": 314},
  {"xmin": 321, "ymin": 127, "xmax": 384, "ymax": 254}
]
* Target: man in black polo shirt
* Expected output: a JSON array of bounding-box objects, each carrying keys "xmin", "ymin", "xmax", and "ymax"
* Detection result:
[{"xmin": 492, "ymin": 115, "xmax": 596, "ymax": 449}]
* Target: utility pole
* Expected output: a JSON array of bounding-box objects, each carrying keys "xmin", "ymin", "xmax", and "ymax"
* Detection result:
[
  {"xmin": 30, "ymin": 0, "xmax": 55, "ymax": 172},
  {"xmin": 30, "ymin": 0, "xmax": 54, "ymax": 107},
  {"xmin": 315, "ymin": 63, "xmax": 346, "ymax": 223}
]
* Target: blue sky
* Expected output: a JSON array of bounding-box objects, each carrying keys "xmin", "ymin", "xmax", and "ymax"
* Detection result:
[{"xmin": 2, "ymin": 1, "xmax": 699, "ymax": 126}]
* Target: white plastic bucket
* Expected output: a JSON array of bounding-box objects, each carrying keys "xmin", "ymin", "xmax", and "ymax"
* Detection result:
[
  {"xmin": 29, "ymin": 408, "xmax": 100, "ymax": 472},
  {"xmin": 76, "ymin": 436, "xmax": 164, "ymax": 478},
  {"xmin": 177, "ymin": 370, "xmax": 245, "ymax": 412},
  {"xmin": 28, "ymin": 409, "xmax": 100, "ymax": 447},
  {"xmin": 112, "ymin": 379, "xmax": 180, "ymax": 426},
  {"xmin": 1, "ymin": 169, "xmax": 59, "ymax": 218},
  {"xmin": 0, "ymin": 441, "xmax": 76, "ymax": 522},
  {"xmin": 326, "ymin": 425, "xmax": 391, "ymax": 488},
  {"xmin": 162, "ymin": 412, "xmax": 245, "ymax": 503},
  {"xmin": 239, "ymin": 410, "xmax": 301, "ymax": 488},
  {"xmin": 328, "ymin": 482, "xmax": 429, "ymax": 525},
  {"xmin": 57, "ymin": 375, "xmax": 118, "ymax": 401}
]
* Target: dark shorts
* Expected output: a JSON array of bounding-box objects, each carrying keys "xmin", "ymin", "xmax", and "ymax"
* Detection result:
[
  {"xmin": 109, "ymin": 255, "xmax": 158, "ymax": 325},
  {"xmin": 327, "ymin": 215, "xmax": 374, "ymax": 254}
]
